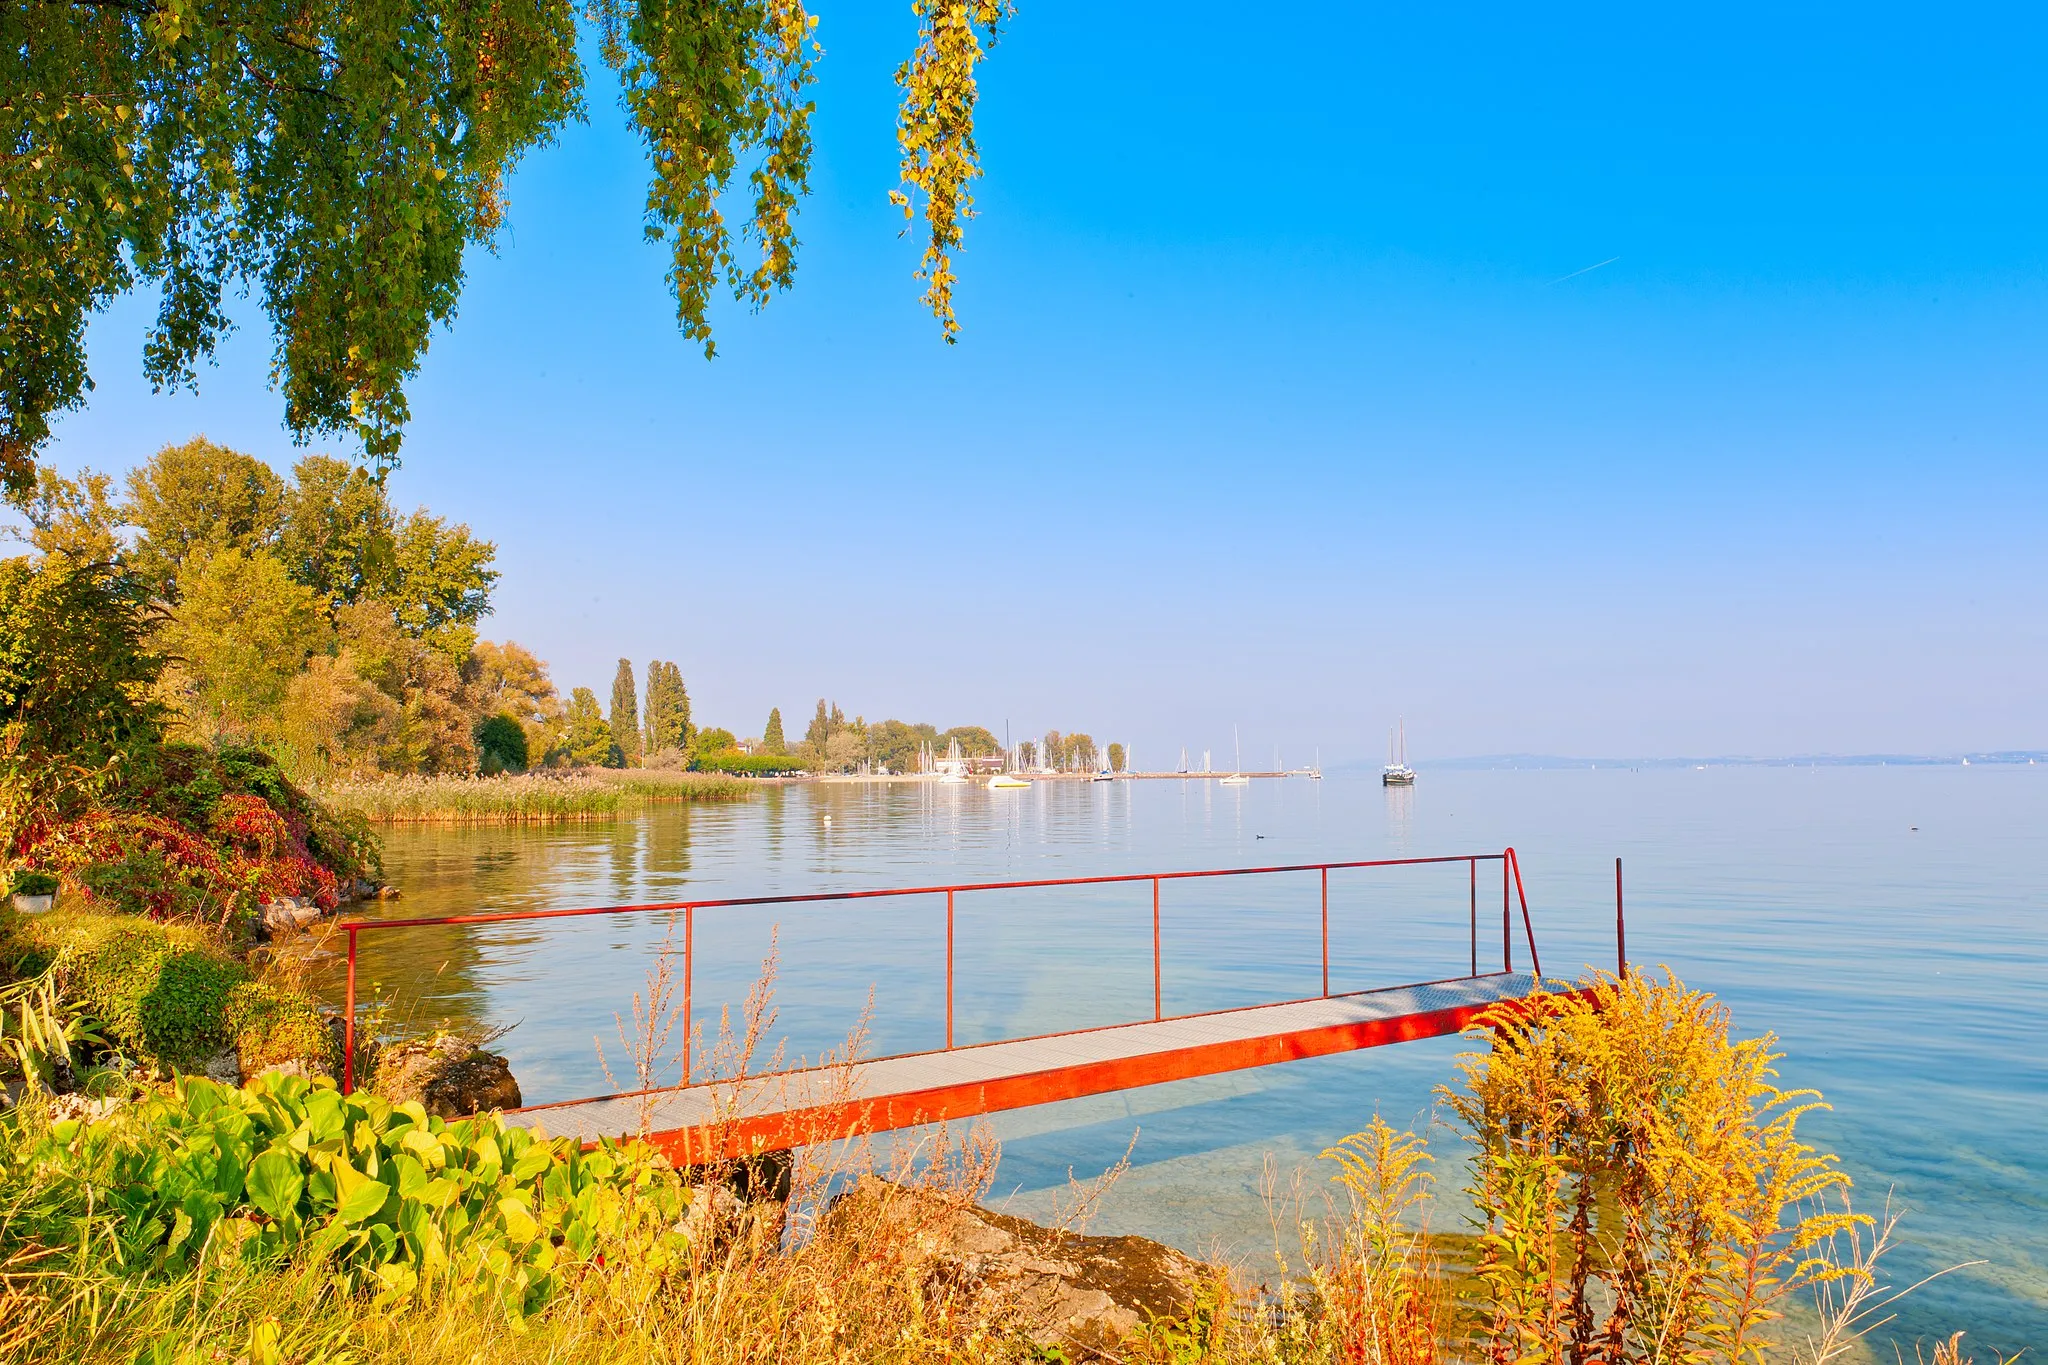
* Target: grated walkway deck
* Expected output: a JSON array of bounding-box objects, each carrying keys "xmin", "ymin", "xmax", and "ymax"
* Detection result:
[{"xmin": 504, "ymin": 971, "xmax": 1541, "ymax": 1162}]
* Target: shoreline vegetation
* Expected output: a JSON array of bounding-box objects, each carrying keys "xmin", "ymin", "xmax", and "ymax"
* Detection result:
[
  {"xmin": 316, "ymin": 770, "xmax": 761, "ymax": 824},
  {"xmin": 317, "ymin": 768, "xmax": 1329, "ymax": 827},
  {"xmin": 0, "ymin": 969, "xmax": 1995, "ymax": 1365}
]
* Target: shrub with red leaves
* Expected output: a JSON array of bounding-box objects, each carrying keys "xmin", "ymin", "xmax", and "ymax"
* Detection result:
[{"xmin": 12, "ymin": 747, "xmax": 372, "ymax": 925}]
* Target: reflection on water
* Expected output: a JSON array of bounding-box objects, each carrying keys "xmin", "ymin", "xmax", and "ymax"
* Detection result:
[{"xmin": 323, "ymin": 770, "xmax": 2046, "ymax": 1355}]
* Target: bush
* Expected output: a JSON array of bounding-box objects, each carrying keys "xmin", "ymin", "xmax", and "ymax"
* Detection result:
[
  {"xmin": 226, "ymin": 980, "xmax": 335, "ymax": 1073},
  {"xmin": 691, "ymin": 750, "xmax": 801, "ymax": 776},
  {"xmin": 8, "ymin": 909, "xmax": 329, "ymax": 1072},
  {"xmin": 7, "ymin": 869, "xmax": 57, "ymax": 897},
  {"xmin": 474, "ymin": 713, "xmax": 529, "ymax": 776},
  {"xmin": 13, "ymin": 744, "xmax": 379, "ymax": 924},
  {"xmin": 0, "ymin": 556, "xmax": 164, "ymax": 833},
  {"xmin": 1445, "ymin": 970, "xmax": 1859, "ymax": 1364}
]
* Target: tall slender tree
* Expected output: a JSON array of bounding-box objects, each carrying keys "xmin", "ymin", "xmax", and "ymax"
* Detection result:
[
  {"xmin": 609, "ymin": 659, "xmax": 641, "ymax": 767},
  {"xmin": 763, "ymin": 706, "xmax": 786, "ymax": 754},
  {"xmin": 806, "ymin": 699, "xmax": 831, "ymax": 750},
  {"xmin": 642, "ymin": 660, "xmax": 693, "ymax": 756}
]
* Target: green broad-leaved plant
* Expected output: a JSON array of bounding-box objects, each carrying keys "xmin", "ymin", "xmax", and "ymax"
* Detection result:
[{"xmin": 9, "ymin": 1073, "xmax": 691, "ymax": 1322}]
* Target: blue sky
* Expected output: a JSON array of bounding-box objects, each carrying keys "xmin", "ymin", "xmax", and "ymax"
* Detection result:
[{"xmin": 42, "ymin": 1, "xmax": 2048, "ymax": 764}]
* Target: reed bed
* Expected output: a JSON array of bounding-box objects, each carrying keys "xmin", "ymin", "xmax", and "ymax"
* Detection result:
[{"xmin": 317, "ymin": 770, "xmax": 759, "ymax": 824}]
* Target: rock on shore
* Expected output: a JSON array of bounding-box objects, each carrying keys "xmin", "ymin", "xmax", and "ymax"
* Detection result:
[
  {"xmin": 832, "ymin": 1175, "xmax": 1211, "ymax": 1358},
  {"xmin": 369, "ymin": 1033, "xmax": 522, "ymax": 1117}
]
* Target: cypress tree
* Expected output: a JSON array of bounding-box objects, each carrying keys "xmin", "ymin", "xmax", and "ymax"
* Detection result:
[
  {"xmin": 806, "ymin": 698, "xmax": 830, "ymax": 749},
  {"xmin": 641, "ymin": 660, "xmax": 666, "ymax": 757},
  {"xmin": 763, "ymin": 706, "xmax": 785, "ymax": 754},
  {"xmin": 672, "ymin": 663, "xmax": 692, "ymax": 746},
  {"xmin": 609, "ymin": 658, "xmax": 641, "ymax": 767},
  {"xmin": 641, "ymin": 661, "xmax": 693, "ymax": 756}
]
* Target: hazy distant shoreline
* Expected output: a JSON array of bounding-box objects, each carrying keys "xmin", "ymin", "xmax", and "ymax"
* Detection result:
[{"xmin": 1412, "ymin": 751, "xmax": 2048, "ymax": 771}]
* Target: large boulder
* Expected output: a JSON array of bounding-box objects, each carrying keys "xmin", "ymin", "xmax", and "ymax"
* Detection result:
[
  {"xmin": 831, "ymin": 1176, "xmax": 1210, "ymax": 1358},
  {"xmin": 369, "ymin": 1032, "xmax": 521, "ymax": 1117}
]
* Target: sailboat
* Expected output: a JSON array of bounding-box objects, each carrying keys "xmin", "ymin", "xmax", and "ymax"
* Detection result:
[
  {"xmin": 1220, "ymin": 726, "xmax": 1250, "ymax": 785},
  {"xmin": 1382, "ymin": 720, "xmax": 1416, "ymax": 786},
  {"xmin": 989, "ymin": 722, "xmax": 1030, "ymax": 788},
  {"xmin": 936, "ymin": 736, "xmax": 969, "ymax": 784},
  {"xmin": 1091, "ymin": 736, "xmax": 1115, "ymax": 781}
]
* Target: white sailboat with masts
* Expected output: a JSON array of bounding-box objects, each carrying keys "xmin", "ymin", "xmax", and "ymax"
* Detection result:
[
  {"xmin": 1220, "ymin": 726, "xmax": 1250, "ymax": 785},
  {"xmin": 1382, "ymin": 719, "xmax": 1416, "ymax": 786},
  {"xmin": 989, "ymin": 722, "xmax": 1030, "ymax": 788},
  {"xmin": 1091, "ymin": 734, "xmax": 1115, "ymax": 781}
]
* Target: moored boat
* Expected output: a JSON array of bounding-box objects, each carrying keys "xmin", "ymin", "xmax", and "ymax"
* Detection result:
[{"xmin": 1382, "ymin": 719, "xmax": 1416, "ymax": 786}]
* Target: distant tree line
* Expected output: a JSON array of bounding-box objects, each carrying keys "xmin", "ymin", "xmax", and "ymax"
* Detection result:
[
  {"xmin": 10, "ymin": 439, "xmax": 1092, "ymax": 784},
  {"xmin": 564, "ymin": 691, "xmax": 1008, "ymax": 777}
]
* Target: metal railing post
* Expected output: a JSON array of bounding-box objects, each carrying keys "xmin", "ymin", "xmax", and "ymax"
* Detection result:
[
  {"xmin": 1320, "ymin": 866, "xmax": 1330, "ymax": 997},
  {"xmin": 343, "ymin": 926, "xmax": 358, "ymax": 1094},
  {"xmin": 683, "ymin": 905, "xmax": 694, "ymax": 1084},
  {"xmin": 1502, "ymin": 855, "xmax": 1512, "ymax": 972},
  {"xmin": 1469, "ymin": 858, "xmax": 1477, "ymax": 977},
  {"xmin": 1152, "ymin": 876, "xmax": 1162, "ymax": 1021},
  {"xmin": 946, "ymin": 889, "xmax": 956, "ymax": 1049},
  {"xmin": 1509, "ymin": 848, "xmax": 1541, "ymax": 979},
  {"xmin": 1616, "ymin": 858, "xmax": 1626, "ymax": 978}
]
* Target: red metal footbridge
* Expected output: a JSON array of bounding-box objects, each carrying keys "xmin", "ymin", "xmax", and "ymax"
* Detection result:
[{"xmin": 339, "ymin": 849, "xmax": 1626, "ymax": 1163}]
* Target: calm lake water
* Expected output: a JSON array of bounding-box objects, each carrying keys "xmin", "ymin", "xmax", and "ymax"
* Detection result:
[{"xmin": 321, "ymin": 768, "xmax": 2046, "ymax": 1355}]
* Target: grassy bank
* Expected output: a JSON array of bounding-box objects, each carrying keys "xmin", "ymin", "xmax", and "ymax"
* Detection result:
[{"xmin": 316, "ymin": 771, "xmax": 761, "ymax": 824}]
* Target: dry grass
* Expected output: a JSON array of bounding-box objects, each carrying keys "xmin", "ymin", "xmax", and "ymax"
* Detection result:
[{"xmin": 316, "ymin": 770, "xmax": 758, "ymax": 824}]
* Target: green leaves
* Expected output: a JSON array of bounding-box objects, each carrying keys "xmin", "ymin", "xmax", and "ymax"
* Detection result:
[
  {"xmin": 0, "ymin": 555, "xmax": 164, "ymax": 837},
  {"xmin": 2, "ymin": 1, "xmax": 1010, "ymax": 488},
  {"xmin": 0, "ymin": 0, "xmax": 585, "ymax": 489},
  {"xmin": 330, "ymin": 1158, "xmax": 394, "ymax": 1225},
  {"xmin": 0, "ymin": 1071, "xmax": 690, "ymax": 1322},
  {"xmin": 245, "ymin": 1148, "xmax": 305, "ymax": 1222}
]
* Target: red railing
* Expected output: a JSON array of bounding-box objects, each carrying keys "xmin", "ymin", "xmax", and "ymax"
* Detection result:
[{"xmin": 339, "ymin": 847, "xmax": 1545, "ymax": 1094}]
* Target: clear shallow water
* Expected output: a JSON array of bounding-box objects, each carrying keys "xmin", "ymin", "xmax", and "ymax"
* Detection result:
[{"xmin": 322, "ymin": 769, "xmax": 2046, "ymax": 1355}]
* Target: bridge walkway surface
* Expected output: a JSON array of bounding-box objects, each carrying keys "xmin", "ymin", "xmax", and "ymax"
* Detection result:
[{"xmin": 501, "ymin": 971, "xmax": 1540, "ymax": 1162}]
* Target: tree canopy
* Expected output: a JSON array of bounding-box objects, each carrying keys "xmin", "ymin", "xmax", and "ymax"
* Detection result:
[
  {"xmin": 6, "ymin": 439, "xmax": 524, "ymax": 777},
  {"xmin": 1, "ymin": 0, "xmax": 1013, "ymax": 498}
]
